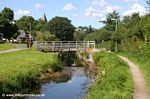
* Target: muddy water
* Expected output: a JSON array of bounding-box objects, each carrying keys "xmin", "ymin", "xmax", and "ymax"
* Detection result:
[{"xmin": 28, "ymin": 67, "xmax": 94, "ymax": 99}]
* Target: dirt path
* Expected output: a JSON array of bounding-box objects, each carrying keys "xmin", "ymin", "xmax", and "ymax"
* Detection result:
[
  {"xmin": 0, "ymin": 48, "xmax": 27, "ymax": 54},
  {"xmin": 119, "ymin": 56, "xmax": 150, "ymax": 99}
]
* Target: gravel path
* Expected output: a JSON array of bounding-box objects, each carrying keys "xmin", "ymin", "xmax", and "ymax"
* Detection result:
[
  {"xmin": 119, "ymin": 56, "xmax": 150, "ymax": 99},
  {"xmin": 0, "ymin": 48, "xmax": 27, "ymax": 54}
]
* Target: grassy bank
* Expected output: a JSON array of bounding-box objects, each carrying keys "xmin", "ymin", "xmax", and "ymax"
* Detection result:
[
  {"xmin": 86, "ymin": 52, "xmax": 133, "ymax": 99},
  {"xmin": 0, "ymin": 49, "xmax": 61, "ymax": 93},
  {"xmin": 120, "ymin": 52, "xmax": 150, "ymax": 94},
  {"xmin": 0, "ymin": 44, "xmax": 16, "ymax": 51}
]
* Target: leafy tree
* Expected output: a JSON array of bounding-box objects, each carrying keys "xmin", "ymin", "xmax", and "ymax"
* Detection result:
[
  {"xmin": 47, "ymin": 16, "xmax": 75, "ymax": 41},
  {"xmin": 101, "ymin": 11, "xmax": 120, "ymax": 31},
  {"xmin": 85, "ymin": 29, "xmax": 112, "ymax": 43},
  {"xmin": 1, "ymin": 7, "xmax": 14, "ymax": 22},
  {"xmin": 0, "ymin": 7, "xmax": 17, "ymax": 39},
  {"xmin": 0, "ymin": 15, "xmax": 6, "ymax": 33},
  {"xmin": 35, "ymin": 31, "xmax": 57, "ymax": 41},
  {"xmin": 74, "ymin": 25, "xmax": 95, "ymax": 41},
  {"xmin": 16, "ymin": 16, "xmax": 35, "ymax": 32},
  {"xmin": 34, "ymin": 19, "xmax": 48, "ymax": 32}
]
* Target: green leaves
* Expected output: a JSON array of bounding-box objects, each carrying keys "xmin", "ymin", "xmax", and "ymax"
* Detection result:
[
  {"xmin": 1, "ymin": 7, "xmax": 14, "ymax": 22},
  {"xmin": 47, "ymin": 16, "xmax": 75, "ymax": 41}
]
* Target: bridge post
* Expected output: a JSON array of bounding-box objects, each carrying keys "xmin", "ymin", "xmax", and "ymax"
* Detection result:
[
  {"xmin": 61, "ymin": 41, "xmax": 62, "ymax": 52},
  {"xmin": 52, "ymin": 41, "xmax": 55, "ymax": 52},
  {"xmin": 84, "ymin": 41, "xmax": 86, "ymax": 52},
  {"xmin": 68, "ymin": 41, "xmax": 70, "ymax": 51},
  {"xmin": 45, "ymin": 41, "xmax": 47, "ymax": 52},
  {"xmin": 76, "ymin": 41, "xmax": 78, "ymax": 51}
]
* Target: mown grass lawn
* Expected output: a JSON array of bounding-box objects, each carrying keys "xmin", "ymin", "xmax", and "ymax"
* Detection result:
[
  {"xmin": 0, "ymin": 44, "xmax": 16, "ymax": 51},
  {"xmin": 0, "ymin": 49, "xmax": 61, "ymax": 93},
  {"xmin": 86, "ymin": 52, "xmax": 133, "ymax": 99}
]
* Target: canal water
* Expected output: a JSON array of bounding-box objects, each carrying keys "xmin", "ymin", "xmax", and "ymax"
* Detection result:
[{"xmin": 28, "ymin": 66, "xmax": 94, "ymax": 99}]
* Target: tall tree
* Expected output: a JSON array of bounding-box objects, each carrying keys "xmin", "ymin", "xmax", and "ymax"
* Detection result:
[
  {"xmin": 16, "ymin": 16, "xmax": 35, "ymax": 32},
  {"xmin": 47, "ymin": 16, "xmax": 75, "ymax": 41},
  {"xmin": 1, "ymin": 7, "xmax": 14, "ymax": 22},
  {"xmin": 0, "ymin": 7, "xmax": 17, "ymax": 39},
  {"xmin": 101, "ymin": 11, "xmax": 120, "ymax": 31}
]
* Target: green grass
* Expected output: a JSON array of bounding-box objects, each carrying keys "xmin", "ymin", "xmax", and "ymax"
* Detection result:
[
  {"xmin": 0, "ymin": 49, "xmax": 61, "ymax": 93},
  {"xmin": 86, "ymin": 52, "xmax": 133, "ymax": 99},
  {"xmin": 120, "ymin": 52, "xmax": 150, "ymax": 94},
  {"xmin": 0, "ymin": 44, "xmax": 16, "ymax": 51}
]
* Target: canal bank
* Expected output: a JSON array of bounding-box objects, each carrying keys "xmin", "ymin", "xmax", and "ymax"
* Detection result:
[
  {"xmin": 27, "ymin": 51, "xmax": 97, "ymax": 99},
  {"xmin": 0, "ymin": 49, "xmax": 62, "ymax": 98},
  {"xmin": 0, "ymin": 49, "xmax": 97, "ymax": 99}
]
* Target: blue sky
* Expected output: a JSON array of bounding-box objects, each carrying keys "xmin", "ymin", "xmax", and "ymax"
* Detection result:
[{"xmin": 0, "ymin": 0, "xmax": 147, "ymax": 28}]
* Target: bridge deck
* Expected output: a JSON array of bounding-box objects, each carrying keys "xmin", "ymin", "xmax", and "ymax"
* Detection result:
[{"xmin": 35, "ymin": 41, "xmax": 95, "ymax": 52}]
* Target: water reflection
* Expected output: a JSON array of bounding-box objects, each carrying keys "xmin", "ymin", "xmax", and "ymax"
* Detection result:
[{"xmin": 28, "ymin": 67, "xmax": 94, "ymax": 99}]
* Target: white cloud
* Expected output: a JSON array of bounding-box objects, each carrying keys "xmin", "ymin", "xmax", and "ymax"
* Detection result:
[
  {"xmin": 85, "ymin": 7, "xmax": 102, "ymax": 18},
  {"xmin": 120, "ymin": 0, "xmax": 139, "ymax": 3},
  {"xmin": 123, "ymin": 3, "xmax": 146, "ymax": 16},
  {"xmin": 106, "ymin": 5, "xmax": 121, "ymax": 13},
  {"xmin": 84, "ymin": 0, "xmax": 122, "ymax": 19},
  {"xmin": 15, "ymin": 9, "xmax": 30, "ymax": 19},
  {"xmin": 91, "ymin": 0, "xmax": 108, "ymax": 7},
  {"xmin": 100, "ymin": 17, "xmax": 106, "ymax": 21},
  {"xmin": 35, "ymin": 3, "xmax": 45, "ymax": 10},
  {"xmin": 62, "ymin": 3, "xmax": 76, "ymax": 11}
]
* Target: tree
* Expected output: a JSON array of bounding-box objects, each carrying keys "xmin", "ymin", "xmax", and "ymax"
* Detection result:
[
  {"xmin": 1, "ymin": 7, "xmax": 14, "ymax": 22},
  {"xmin": 74, "ymin": 25, "xmax": 95, "ymax": 41},
  {"xmin": 0, "ymin": 7, "xmax": 17, "ymax": 39},
  {"xmin": 0, "ymin": 15, "xmax": 5, "ymax": 33},
  {"xmin": 101, "ymin": 11, "xmax": 120, "ymax": 31},
  {"xmin": 16, "ymin": 16, "xmax": 35, "ymax": 33},
  {"xmin": 47, "ymin": 16, "xmax": 75, "ymax": 41},
  {"xmin": 34, "ymin": 19, "xmax": 48, "ymax": 32}
]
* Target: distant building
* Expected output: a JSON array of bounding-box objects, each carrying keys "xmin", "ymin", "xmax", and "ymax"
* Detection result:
[
  {"xmin": 17, "ymin": 30, "xmax": 27, "ymax": 42},
  {"xmin": 40, "ymin": 13, "xmax": 47, "ymax": 23}
]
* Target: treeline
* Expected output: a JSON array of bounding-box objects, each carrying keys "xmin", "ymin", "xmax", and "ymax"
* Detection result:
[
  {"xmin": 0, "ymin": 7, "xmax": 95, "ymax": 41},
  {"xmin": 85, "ymin": 11, "xmax": 150, "ymax": 54}
]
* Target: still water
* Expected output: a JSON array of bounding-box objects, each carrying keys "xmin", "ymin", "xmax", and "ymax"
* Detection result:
[{"xmin": 28, "ymin": 67, "xmax": 94, "ymax": 99}]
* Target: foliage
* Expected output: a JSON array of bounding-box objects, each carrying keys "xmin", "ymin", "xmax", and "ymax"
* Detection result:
[
  {"xmin": 101, "ymin": 11, "xmax": 120, "ymax": 31},
  {"xmin": 74, "ymin": 25, "xmax": 95, "ymax": 41},
  {"xmin": 85, "ymin": 29, "xmax": 112, "ymax": 43},
  {"xmin": 0, "ymin": 44, "xmax": 15, "ymax": 51},
  {"xmin": 0, "ymin": 49, "xmax": 61, "ymax": 93},
  {"xmin": 0, "ymin": 7, "xmax": 18, "ymax": 39},
  {"xmin": 34, "ymin": 31, "xmax": 57, "ymax": 41},
  {"xmin": 86, "ymin": 52, "xmax": 133, "ymax": 99},
  {"xmin": 47, "ymin": 16, "xmax": 75, "ymax": 41},
  {"xmin": 34, "ymin": 20, "xmax": 48, "ymax": 32},
  {"xmin": 16, "ymin": 16, "xmax": 35, "ymax": 32},
  {"xmin": 1, "ymin": 7, "xmax": 14, "ymax": 22}
]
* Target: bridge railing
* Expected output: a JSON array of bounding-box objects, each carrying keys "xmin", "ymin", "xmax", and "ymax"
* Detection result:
[{"xmin": 35, "ymin": 41, "xmax": 95, "ymax": 52}]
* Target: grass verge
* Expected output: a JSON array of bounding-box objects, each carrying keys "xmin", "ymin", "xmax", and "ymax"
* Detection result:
[
  {"xmin": 0, "ymin": 44, "xmax": 16, "ymax": 51},
  {"xmin": 120, "ymin": 52, "xmax": 150, "ymax": 94},
  {"xmin": 0, "ymin": 49, "xmax": 61, "ymax": 93},
  {"xmin": 86, "ymin": 52, "xmax": 133, "ymax": 99}
]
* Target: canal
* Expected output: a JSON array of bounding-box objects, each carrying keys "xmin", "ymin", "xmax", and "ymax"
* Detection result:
[{"xmin": 28, "ymin": 66, "xmax": 94, "ymax": 99}]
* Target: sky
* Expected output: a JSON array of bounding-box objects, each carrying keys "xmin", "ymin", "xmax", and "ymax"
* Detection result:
[{"xmin": 0, "ymin": 0, "xmax": 147, "ymax": 28}]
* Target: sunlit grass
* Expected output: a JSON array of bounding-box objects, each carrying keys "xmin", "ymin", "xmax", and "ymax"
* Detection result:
[
  {"xmin": 0, "ymin": 49, "xmax": 61, "ymax": 93},
  {"xmin": 0, "ymin": 44, "xmax": 16, "ymax": 51},
  {"xmin": 86, "ymin": 52, "xmax": 133, "ymax": 99}
]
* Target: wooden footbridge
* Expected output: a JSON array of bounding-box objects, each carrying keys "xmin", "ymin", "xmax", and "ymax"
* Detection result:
[{"xmin": 35, "ymin": 41, "xmax": 95, "ymax": 52}]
